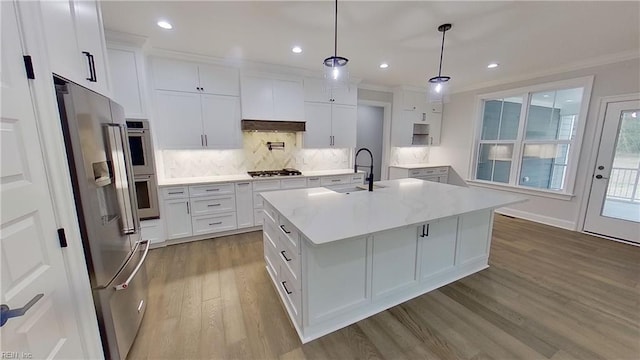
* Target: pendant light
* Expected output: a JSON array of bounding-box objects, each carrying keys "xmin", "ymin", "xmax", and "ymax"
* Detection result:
[
  {"xmin": 323, "ymin": 0, "xmax": 349, "ymax": 89},
  {"xmin": 428, "ymin": 23, "xmax": 452, "ymax": 102}
]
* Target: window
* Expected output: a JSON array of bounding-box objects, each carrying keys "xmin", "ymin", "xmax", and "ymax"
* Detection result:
[{"xmin": 472, "ymin": 77, "xmax": 593, "ymax": 195}]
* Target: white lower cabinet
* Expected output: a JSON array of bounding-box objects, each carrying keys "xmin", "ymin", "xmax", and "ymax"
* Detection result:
[
  {"xmin": 235, "ymin": 182, "xmax": 254, "ymax": 228},
  {"xmin": 262, "ymin": 204, "xmax": 495, "ymax": 343},
  {"xmin": 164, "ymin": 198, "xmax": 192, "ymax": 240},
  {"xmin": 140, "ymin": 219, "xmax": 166, "ymax": 244},
  {"xmin": 389, "ymin": 166, "xmax": 449, "ymax": 184},
  {"xmin": 192, "ymin": 212, "xmax": 237, "ymax": 236}
]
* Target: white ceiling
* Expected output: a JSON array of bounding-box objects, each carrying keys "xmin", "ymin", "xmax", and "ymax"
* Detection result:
[{"xmin": 101, "ymin": 1, "xmax": 640, "ymax": 92}]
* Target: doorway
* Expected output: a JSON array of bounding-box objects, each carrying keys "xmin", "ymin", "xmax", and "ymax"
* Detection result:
[
  {"xmin": 584, "ymin": 99, "xmax": 640, "ymax": 243},
  {"xmin": 357, "ymin": 105, "xmax": 384, "ymax": 181}
]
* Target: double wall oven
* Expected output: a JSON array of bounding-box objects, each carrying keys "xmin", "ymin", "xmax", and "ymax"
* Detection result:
[{"xmin": 126, "ymin": 120, "xmax": 159, "ymax": 220}]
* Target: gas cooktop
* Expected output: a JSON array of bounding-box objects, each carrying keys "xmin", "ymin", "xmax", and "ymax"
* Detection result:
[{"xmin": 247, "ymin": 168, "xmax": 302, "ymax": 178}]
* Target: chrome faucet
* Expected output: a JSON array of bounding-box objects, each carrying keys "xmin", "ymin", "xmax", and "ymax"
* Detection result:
[{"xmin": 354, "ymin": 148, "xmax": 374, "ymax": 191}]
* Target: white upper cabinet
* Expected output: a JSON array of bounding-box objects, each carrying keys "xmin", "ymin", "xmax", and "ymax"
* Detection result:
[
  {"xmin": 391, "ymin": 89, "xmax": 442, "ymax": 146},
  {"xmin": 151, "ymin": 57, "xmax": 239, "ymax": 96},
  {"xmin": 304, "ymin": 102, "xmax": 332, "ymax": 148},
  {"xmin": 240, "ymin": 72, "xmax": 305, "ymax": 121},
  {"xmin": 198, "ymin": 64, "xmax": 240, "ymax": 96},
  {"xmin": 303, "ymin": 102, "xmax": 356, "ymax": 148},
  {"xmin": 154, "ymin": 91, "xmax": 203, "ymax": 149},
  {"xmin": 331, "ymin": 104, "xmax": 357, "ymax": 148},
  {"xmin": 303, "ymin": 77, "xmax": 357, "ymax": 105},
  {"xmin": 201, "ymin": 94, "xmax": 242, "ymax": 149},
  {"xmin": 106, "ymin": 45, "xmax": 147, "ymax": 118},
  {"xmin": 38, "ymin": 0, "xmax": 110, "ymax": 96}
]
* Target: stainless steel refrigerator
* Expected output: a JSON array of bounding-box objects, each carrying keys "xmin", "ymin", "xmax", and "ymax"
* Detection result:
[{"xmin": 55, "ymin": 77, "xmax": 149, "ymax": 360}]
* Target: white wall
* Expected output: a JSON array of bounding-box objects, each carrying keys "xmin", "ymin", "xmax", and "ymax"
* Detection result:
[{"xmin": 430, "ymin": 58, "xmax": 640, "ymax": 230}]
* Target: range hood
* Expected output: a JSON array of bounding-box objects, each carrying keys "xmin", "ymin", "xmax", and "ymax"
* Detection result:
[{"xmin": 241, "ymin": 119, "xmax": 305, "ymax": 132}]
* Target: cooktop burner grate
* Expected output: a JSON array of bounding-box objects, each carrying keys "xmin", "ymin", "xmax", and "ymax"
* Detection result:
[{"xmin": 247, "ymin": 168, "xmax": 302, "ymax": 177}]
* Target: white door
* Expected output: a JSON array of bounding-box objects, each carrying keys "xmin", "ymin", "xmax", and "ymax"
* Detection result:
[
  {"xmin": 201, "ymin": 94, "xmax": 241, "ymax": 148},
  {"xmin": 106, "ymin": 47, "xmax": 145, "ymax": 118},
  {"xmin": 331, "ymin": 104, "xmax": 357, "ymax": 148},
  {"xmin": 151, "ymin": 57, "xmax": 199, "ymax": 93},
  {"xmin": 235, "ymin": 182, "xmax": 254, "ymax": 228},
  {"xmin": 240, "ymin": 74, "xmax": 274, "ymax": 119},
  {"xmin": 585, "ymin": 100, "xmax": 640, "ymax": 243},
  {"xmin": 303, "ymin": 102, "xmax": 332, "ymax": 148},
  {"xmin": 154, "ymin": 90, "xmax": 203, "ymax": 149},
  {"xmin": 197, "ymin": 64, "xmax": 239, "ymax": 96},
  {"xmin": 1, "ymin": 2, "xmax": 86, "ymax": 357}
]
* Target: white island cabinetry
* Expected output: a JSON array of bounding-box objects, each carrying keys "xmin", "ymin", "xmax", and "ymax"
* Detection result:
[{"xmin": 260, "ymin": 179, "xmax": 522, "ymax": 343}]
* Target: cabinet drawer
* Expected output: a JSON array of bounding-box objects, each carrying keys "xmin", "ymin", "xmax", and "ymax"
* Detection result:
[
  {"xmin": 281, "ymin": 177, "xmax": 307, "ymax": 189},
  {"xmin": 162, "ymin": 186, "xmax": 189, "ymax": 199},
  {"xmin": 278, "ymin": 242, "xmax": 301, "ymax": 288},
  {"xmin": 320, "ymin": 175, "xmax": 350, "ymax": 186},
  {"xmin": 254, "ymin": 208, "xmax": 264, "ymax": 225},
  {"xmin": 278, "ymin": 217, "xmax": 300, "ymax": 252},
  {"xmin": 191, "ymin": 212, "xmax": 237, "ymax": 235},
  {"xmin": 351, "ymin": 173, "xmax": 365, "ymax": 184},
  {"xmin": 264, "ymin": 241, "xmax": 279, "ymax": 281},
  {"xmin": 307, "ymin": 177, "xmax": 321, "ymax": 187},
  {"xmin": 262, "ymin": 203, "xmax": 278, "ymax": 226},
  {"xmin": 253, "ymin": 179, "xmax": 281, "ymax": 208},
  {"xmin": 190, "ymin": 195, "xmax": 236, "ymax": 215},
  {"xmin": 410, "ymin": 167, "xmax": 449, "ymax": 177},
  {"xmin": 263, "ymin": 220, "xmax": 278, "ymax": 252},
  {"xmin": 278, "ymin": 264, "xmax": 302, "ymax": 325},
  {"xmin": 189, "ymin": 183, "xmax": 234, "ymax": 197}
]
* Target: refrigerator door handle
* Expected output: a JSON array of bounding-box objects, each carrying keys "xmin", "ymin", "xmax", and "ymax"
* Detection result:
[
  {"xmin": 115, "ymin": 240, "xmax": 150, "ymax": 291},
  {"xmin": 105, "ymin": 124, "xmax": 137, "ymax": 235},
  {"xmin": 118, "ymin": 124, "xmax": 141, "ymax": 233}
]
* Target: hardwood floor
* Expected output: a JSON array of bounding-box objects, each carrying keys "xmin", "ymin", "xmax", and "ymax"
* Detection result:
[{"xmin": 127, "ymin": 215, "xmax": 640, "ymax": 359}]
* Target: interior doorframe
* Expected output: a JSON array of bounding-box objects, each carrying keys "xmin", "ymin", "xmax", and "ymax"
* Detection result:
[
  {"xmin": 357, "ymin": 100, "xmax": 393, "ymax": 180},
  {"xmin": 577, "ymin": 92, "xmax": 640, "ymax": 237}
]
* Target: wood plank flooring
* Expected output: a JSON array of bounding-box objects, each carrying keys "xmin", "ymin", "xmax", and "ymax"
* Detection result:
[{"xmin": 127, "ymin": 215, "xmax": 640, "ymax": 359}]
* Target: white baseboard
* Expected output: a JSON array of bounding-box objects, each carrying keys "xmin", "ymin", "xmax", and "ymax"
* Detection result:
[{"xmin": 496, "ymin": 207, "xmax": 577, "ymax": 231}]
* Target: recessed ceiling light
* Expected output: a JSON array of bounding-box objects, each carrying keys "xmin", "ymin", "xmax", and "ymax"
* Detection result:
[
  {"xmin": 487, "ymin": 63, "xmax": 499, "ymax": 69},
  {"xmin": 157, "ymin": 20, "xmax": 173, "ymax": 30},
  {"xmin": 292, "ymin": 46, "xmax": 302, "ymax": 54},
  {"xmin": 379, "ymin": 63, "xmax": 389, "ymax": 69}
]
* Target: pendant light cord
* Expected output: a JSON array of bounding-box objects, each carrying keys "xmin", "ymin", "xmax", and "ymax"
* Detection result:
[
  {"xmin": 334, "ymin": 0, "xmax": 338, "ymax": 59},
  {"xmin": 438, "ymin": 27, "xmax": 446, "ymax": 77}
]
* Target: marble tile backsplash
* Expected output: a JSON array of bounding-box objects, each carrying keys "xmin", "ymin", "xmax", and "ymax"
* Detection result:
[
  {"xmin": 389, "ymin": 146, "xmax": 430, "ymax": 166},
  {"xmin": 161, "ymin": 132, "xmax": 351, "ymax": 178}
]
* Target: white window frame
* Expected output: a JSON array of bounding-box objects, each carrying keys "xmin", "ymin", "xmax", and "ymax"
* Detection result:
[{"xmin": 468, "ymin": 76, "xmax": 594, "ymax": 199}]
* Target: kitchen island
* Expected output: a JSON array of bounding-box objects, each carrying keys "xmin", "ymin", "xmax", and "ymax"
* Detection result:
[{"xmin": 260, "ymin": 178, "xmax": 524, "ymax": 343}]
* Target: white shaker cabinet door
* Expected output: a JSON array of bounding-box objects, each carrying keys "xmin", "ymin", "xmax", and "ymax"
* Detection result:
[
  {"xmin": 201, "ymin": 94, "xmax": 242, "ymax": 148},
  {"xmin": 303, "ymin": 102, "xmax": 332, "ymax": 148},
  {"xmin": 330, "ymin": 85, "xmax": 358, "ymax": 106},
  {"xmin": 164, "ymin": 199, "xmax": 193, "ymax": 239},
  {"xmin": 154, "ymin": 90, "xmax": 203, "ymax": 149},
  {"xmin": 152, "ymin": 57, "xmax": 199, "ymax": 93},
  {"xmin": 273, "ymin": 78, "xmax": 305, "ymax": 120},
  {"xmin": 107, "ymin": 47, "xmax": 145, "ymax": 118},
  {"xmin": 73, "ymin": 0, "xmax": 110, "ymax": 96},
  {"xmin": 38, "ymin": 0, "xmax": 83, "ymax": 83},
  {"xmin": 198, "ymin": 64, "xmax": 240, "ymax": 96},
  {"xmin": 235, "ymin": 182, "xmax": 254, "ymax": 228},
  {"xmin": 331, "ymin": 104, "xmax": 357, "ymax": 148}
]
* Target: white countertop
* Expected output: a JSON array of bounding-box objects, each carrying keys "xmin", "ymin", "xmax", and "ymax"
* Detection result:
[
  {"xmin": 261, "ymin": 178, "xmax": 525, "ymax": 245},
  {"xmin": 157, "ymin": 169, "xmax": 361, "ymax": 186},
  {"xmin": 389, "ymin": 163, "xmax": 450, "ymax": 169}
]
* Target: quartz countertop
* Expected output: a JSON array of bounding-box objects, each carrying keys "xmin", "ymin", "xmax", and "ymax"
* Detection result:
[
  {"xmin": 158, "ymin": 169, "xmax": 362, "ymax": 186},
  {"xmin": 389, "ymin": 163, "xmax": 450, "ymax": 169},
  {"xmin": 261, "ymin": 178, "xmax": 525, "ymax": 245}
]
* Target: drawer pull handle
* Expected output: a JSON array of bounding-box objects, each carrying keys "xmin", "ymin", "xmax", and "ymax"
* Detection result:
[
  {"xmin": 281, "ymin": 281, "xmax": 293, "ymax": 295},
  {"xmin": 206, "ymin": 189, "xmax": 220, "ymax": 192},
  {"xmin": 309, "ymin": 178, "xmax": 319, "ymax": 180},
  {"xmin": 280, "ymin": 225, "xmax": 291, "ymax": 234},
  {"xmin": 280, "ymin": 250, "xmax": 292, "ymax": 261},
  {"xmin": 237, "ymin": 182, "xmax": 250, "ymax": 185},
  {"xmin": 168, "ymin": 191, "xmax": 183, "ymax": 195},
  {"xmin": 419, "ymin": 224, "xmax": 430, "ymax": 237},
  {"xmin": 208, "ymin": 203, "xmax": 221, "ymax": 207},
  {"xmin": 331, "ymin": 179, "xmax": 340, "ymax": 182},
  {"xmin": 209, "ymin": 221, "xmax": 223, "ymax": 226}
]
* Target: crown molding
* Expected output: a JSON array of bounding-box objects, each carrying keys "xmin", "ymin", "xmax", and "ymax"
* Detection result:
[
  {"xmin": 452, "ymin": 49, "xmax": 640, "ymax": 94},
  {"xmin": 357, "ymin": 83, "xmax": 393, "ymax": 93},
  {"xmin": 105, "ymin": 30, "xmax": 148, "ymax": 48}
]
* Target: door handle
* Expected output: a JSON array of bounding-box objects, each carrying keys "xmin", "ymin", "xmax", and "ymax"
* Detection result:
[
  {"xmin": 595, "ymin": 174, "xmax": 609, "ymax": 180},
  {"xmin": 280, "ymin": 250, "xmax": 292, "ymax": 261},
  {"xmin": 115, "ymin": 240, "xmax": 151, "ymax": 291},
  {"xmin": 1, "ymin": 294, "xmax": 44, "ymax": 327},
  {"xmin": 82, "ymin": 51, "xmax": 96, "ymax": 82},
  {"xmin": 280, "ymin": 224, "xmax": 291, "ymax": 234}
]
